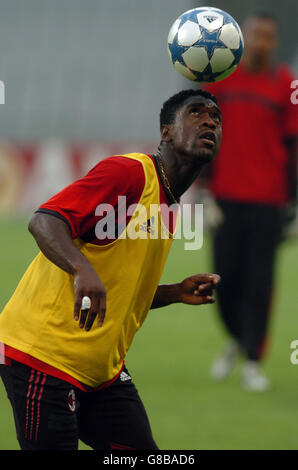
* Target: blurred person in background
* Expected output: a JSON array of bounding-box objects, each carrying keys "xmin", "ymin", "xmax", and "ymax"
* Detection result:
[{"xmin": 203, "ymin": 12, "xmax": 298, "ymax": 391}]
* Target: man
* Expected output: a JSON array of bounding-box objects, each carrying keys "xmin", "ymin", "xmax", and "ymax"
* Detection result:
[
  {"xmin": 0, "ymin": 89, "xmax": 222, "ymax": 450},
  {"xmin": 205, "ymin": 13, "xmax": 298, "ymax": 391}
]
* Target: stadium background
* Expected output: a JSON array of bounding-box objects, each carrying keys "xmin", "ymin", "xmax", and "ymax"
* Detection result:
[{"xmin": 0, "ymin": 0, "xmax": 297, "ymax": 450}]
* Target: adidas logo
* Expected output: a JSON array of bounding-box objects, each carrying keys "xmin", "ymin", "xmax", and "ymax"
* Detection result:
[
  {"xmin": 204, "ymin": 15, "xmax": 218, "ymax": 23},
  {"xmin": 120, "ymin": 371, "xmax": 131, "ymax": 382},
  {"xmin": 139, "ymin": 216, "xmax": 155, "ymax": 235}
]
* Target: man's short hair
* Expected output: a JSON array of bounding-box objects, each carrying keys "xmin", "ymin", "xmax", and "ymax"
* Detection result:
[
  {"xmin": 159, "ymin": 88, "xmax": 218, "ymax": 130},
  {"xmin": 243, "ymin": 11, "xmax": 279, "ymax": 31}
]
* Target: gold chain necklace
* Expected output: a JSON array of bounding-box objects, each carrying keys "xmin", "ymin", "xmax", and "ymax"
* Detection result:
[{"xmin": 155, "ymin": 153, "xmax": 179, "ymax": 205}]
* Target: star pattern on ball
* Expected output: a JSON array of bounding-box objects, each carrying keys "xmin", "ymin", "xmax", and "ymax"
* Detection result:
[
  {"xmin": 230, "ymin": 43, "xmax": 243, "ymax": 67},
  {"xmin": 191, "ymin": 64, "xmax": 230, "ymax": 82},
  {"xmin": 191, "ymin": 64, "xmax": 216, "ymax": 82},
  {"xmin": 168, "ymin": 32, "xmax": 189, "ymax": 67},
  {"xmin": 167, "ymin": 11, "xmax": 206, "ymax": 66},
  {"xmin": 193, "ymin": 25, "xmax": 226, "ymax": 60}
]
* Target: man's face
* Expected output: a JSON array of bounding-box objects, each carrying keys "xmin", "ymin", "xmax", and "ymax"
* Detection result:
[
  {"xmin": 243, "ymin": 17, "xmax": 278, "ymax": 63},
  {"xmin": 163, "ymin": 96, "xmax": 222, "ymax": 162}
]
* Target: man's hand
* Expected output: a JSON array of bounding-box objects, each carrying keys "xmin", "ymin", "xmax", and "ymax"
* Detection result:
[
  {"xmin": 73, "ymin": 265, "xmax": 106, "ymax": 331},
  {"xmin": 28, "ymin": 213, "xmax": 107, "ymax": 332},
  {"xmin": 150, "ymin": 273, "xmax": 220, "ymax": 309},
  {"xmin": 177, "ymin": 273, "xmax": 220, "ymax": 305}
]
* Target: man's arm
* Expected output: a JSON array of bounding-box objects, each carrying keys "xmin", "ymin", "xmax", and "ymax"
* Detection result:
[
  {"xmin": 150, "ymin": 273, "xmax": 220, "ymax": 309},
  {"xmin": 28, "ymin": 212, "xmax": 106, "ymax": 331}
]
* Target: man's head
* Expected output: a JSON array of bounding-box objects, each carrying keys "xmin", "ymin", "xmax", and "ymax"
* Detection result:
[
  {"xmin": 159, "ymin": 89, "xmax": 222, "ymax": 163},
  {"xmin": 242, "ymin": 12, "xmax": 278, "ymax": 69}
]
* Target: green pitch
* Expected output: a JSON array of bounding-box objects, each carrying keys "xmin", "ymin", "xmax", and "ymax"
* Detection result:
[{"xmin": 0, "ymin": 217, "xmax": 298, "ymax": 450}]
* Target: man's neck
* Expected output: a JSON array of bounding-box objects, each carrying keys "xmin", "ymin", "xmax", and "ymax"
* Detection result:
[
  {"xmin": 242, "ymin": 54, "xmax": 272, "ymax": 73},
  {"xmin": 158, "ymin": 146, "xmax": 207, "ymax": 201}
]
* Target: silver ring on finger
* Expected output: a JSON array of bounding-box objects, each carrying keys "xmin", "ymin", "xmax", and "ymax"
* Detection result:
[{"xmin": 81, "ymin": 296, "xmax": 91, "ymax": 310}]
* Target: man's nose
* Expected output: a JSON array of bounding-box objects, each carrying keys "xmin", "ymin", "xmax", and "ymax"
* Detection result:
[{"xmin": 200, "ymin": 112, "xmax": 216, "ymax": 129}]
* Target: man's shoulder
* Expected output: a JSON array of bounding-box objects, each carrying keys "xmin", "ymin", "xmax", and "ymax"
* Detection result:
[
  {"xmin": 91, "ymin": 153, "xmax": 151, "ymax": 171},
  {"xmin": 86, "ymin": 154, "xmax": 151, "ymax": 180}
]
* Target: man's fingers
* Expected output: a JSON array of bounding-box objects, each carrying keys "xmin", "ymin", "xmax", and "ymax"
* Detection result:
[
  {"xmin": 97, "ymin": 296, "xmax": 106, "ymax": 327},
  {"xmin": 192, "ymin": 273, "xmax": 221, "ymax": 285},
  {"xmin": 84, "ymin": 294, "xmax": 106, "ymax": 331},
  {"xmin": 196, "ymin": 282, "xmax": 213, "ymax": 294},
  {"xmin": 200, "ymin": 295, "xmax": 216, "ymax": 304},
  {"xmin": 212, "ymin": 274, "xmax": 221, "ymax": 284},
  {"xmin": 75, "ymin": 295, "xmax": 91, "ymax": 328},
  {"xmin": 97, "ymin": 308, "xmax": 106, "ymax": 327},
  {"xmin": 79, "ymin": 308, "xmax": 89, "ymax": 328},
  {"xmin": 74, "ymin": 287, "xmax": 106, "ymax": 330},
  {"xmin": 194, "ymin": 284, "xmax": 217, "ymax": 296},
  {"xmin": 80, "ymin": 295, "xmax": 106, "ymax": 331},
  {"xmin": 84, "ymin": 309, "xmax": 98, "ymax": 331},
  {"xmin": 193, "ymin": 275, "xmax": 221, "ymax": 296},
  {"xmin": 189, "ymin": 293, "xmax": 216, "ymax": 305},
  {"xmin": 74, "ymin": 298, "xmax": 82, "ymax": 321},
  {"xmin": 74, "ymin": 295, "xmax": 91, "ymax": 322}
]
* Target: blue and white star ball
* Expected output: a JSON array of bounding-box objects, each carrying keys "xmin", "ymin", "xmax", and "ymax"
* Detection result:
[{"xmin": 167, "ymin": 7, "xmax": 244, "ymax": 82}]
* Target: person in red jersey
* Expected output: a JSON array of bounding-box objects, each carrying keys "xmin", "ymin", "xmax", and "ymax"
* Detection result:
[
  {"xmin": 0, "ymin": 89, "xmax": 222, "ymax": 450},
  {"xmin": 205, "ymin": 12, "xmax": 298, "ymax": 391}
]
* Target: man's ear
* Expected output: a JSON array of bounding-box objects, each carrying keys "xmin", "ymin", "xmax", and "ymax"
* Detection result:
[{"xmin": 160, "ymin": 124, "xmax": 172, "ymax": 143}]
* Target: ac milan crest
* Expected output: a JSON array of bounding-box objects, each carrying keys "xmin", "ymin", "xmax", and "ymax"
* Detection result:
[{"xmin": 68, "ymin": 389, "xmax": 76, "ymax": 412}]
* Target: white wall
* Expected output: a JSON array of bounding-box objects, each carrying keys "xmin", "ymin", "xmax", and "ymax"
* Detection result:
[{"xmin": 0, "ymin": 0, "xmax": 194, "ymax": 140}]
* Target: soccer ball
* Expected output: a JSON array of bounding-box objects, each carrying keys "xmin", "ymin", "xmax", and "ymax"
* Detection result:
[{"xmin": 167, "ymin": 7, "xmax": 244, "ymax": 83}]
